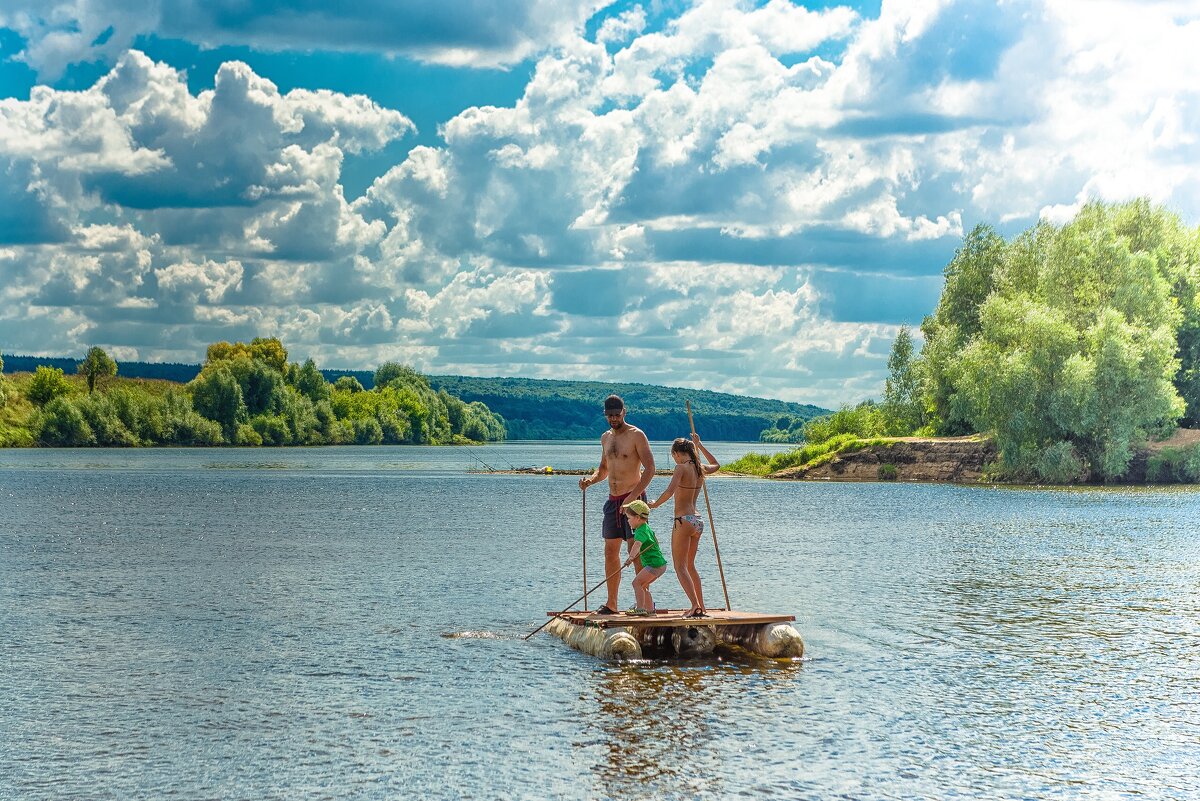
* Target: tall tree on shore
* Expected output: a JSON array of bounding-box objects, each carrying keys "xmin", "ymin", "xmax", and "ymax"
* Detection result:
[
  {"xmin": 921, "ymin": 199, "xmax": 1191, "ymax": 481},
  {"xmin": 78, "ymin": 346, "xmax": 117, "ymax": 393},
  {"xmin": 882, "ymin": 326, "xmax": 923, "ymax": 435}
]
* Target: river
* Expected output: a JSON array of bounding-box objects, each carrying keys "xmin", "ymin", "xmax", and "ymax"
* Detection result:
[{"xmin": 2, "ymin": 443, "xmax": 1198, "ymax": 799}]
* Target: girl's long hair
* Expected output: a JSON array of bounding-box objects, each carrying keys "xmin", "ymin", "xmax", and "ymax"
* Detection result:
[{"xmin": 672, "ymin": 437, "xmax": 701, "ymax": 479}]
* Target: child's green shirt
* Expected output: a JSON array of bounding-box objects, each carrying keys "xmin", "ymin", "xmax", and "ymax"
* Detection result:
[{"xmin": 632, "ymin": 522, "xmax": 666, "ymax": 569}]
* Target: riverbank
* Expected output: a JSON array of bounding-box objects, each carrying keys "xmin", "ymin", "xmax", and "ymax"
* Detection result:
[
  {"xmin": 770, "ymin": 435, "xmax": 996, "ymax": 482},
  {"xmin": 729, "ymin": 429, "xmax": 1200, "ymax": 484}
]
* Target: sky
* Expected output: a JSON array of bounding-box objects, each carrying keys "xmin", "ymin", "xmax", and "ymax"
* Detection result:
[{"xmin": 1, "ymin": 0, "xmax": 1199, "ymax": 408}]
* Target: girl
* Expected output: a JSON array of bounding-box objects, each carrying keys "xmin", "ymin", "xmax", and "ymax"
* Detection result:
[{"xmin": 649, "ymin": 434, "xmax": 719, "ymax": 617}]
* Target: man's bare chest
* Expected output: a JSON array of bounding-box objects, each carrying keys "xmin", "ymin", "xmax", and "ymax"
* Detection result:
[{"xmin": 605, "ymin": 434, "xmax": 638, "ymax": 463}]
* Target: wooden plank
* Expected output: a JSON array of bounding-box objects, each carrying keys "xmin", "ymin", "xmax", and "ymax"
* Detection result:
[{"xmin": 547, "ymin": 608, "xmax": 795, "ymax": 629}]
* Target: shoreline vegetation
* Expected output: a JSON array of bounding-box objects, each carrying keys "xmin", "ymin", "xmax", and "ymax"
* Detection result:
[
  {"xmin": 0, "ymin": 354, "xmax": 830, "ymax": 443},
  {"xmin": 0, "ymin": 339, "xmax": 506, "ymax": 448},
  {"xmin": 732, "ymin": 199, "xmax": 1200, "ymax": 486}
]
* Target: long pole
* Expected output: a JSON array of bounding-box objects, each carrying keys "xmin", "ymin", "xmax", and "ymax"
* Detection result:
[
  {"xmin": 524, "ymin": 559, "xmax": 629, "ymax": 641},
  {"xmin": 688, "ymin": 400, "xmax": 731, "ymax": 611},
  {"xmin": 582, "ymin": 488, "xmax": 588, "ymax": 612}
]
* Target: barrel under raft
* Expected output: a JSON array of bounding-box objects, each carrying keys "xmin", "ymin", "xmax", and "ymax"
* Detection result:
[{"xmin": 544, "ymin": 610, "xmax": 804, "ymax": 660}]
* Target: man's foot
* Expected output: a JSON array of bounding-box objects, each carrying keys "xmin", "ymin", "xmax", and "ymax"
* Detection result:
[
  {"xmin": 688, "ymin": 608, "xmax": 708, "ymax": 618},
  {"xmin": 595, "ymin": 605, "xmax": 617, "ymax": 615}
]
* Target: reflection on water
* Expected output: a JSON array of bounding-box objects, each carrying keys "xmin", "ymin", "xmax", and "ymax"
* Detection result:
[{"xmin": 584, "ymin": 658, "xmax": 804, "ymax": 799}]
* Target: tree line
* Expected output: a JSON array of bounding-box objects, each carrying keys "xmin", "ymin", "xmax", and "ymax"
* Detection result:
[
  {"xmin": 0, "ymin": 339, "xmax": 505, "ymax": 447},
  {"xmin": 772, "ymin": 199, "xmax": 1200, "ymax": 482}
]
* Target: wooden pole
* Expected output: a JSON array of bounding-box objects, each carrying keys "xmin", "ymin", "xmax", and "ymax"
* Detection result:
[
  {"xmin": 688, "ymin": 400, "xmax": 731, "ymax": 611},
  {"xmin": 582, "ymin": 488, "xmax": 588, "ymax": 612},
  {"xmin": 524, "ymin": 559, "xmax": 629, "ymax": 641}
]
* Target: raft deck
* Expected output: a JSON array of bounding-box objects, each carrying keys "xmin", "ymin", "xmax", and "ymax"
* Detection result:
[{"xmin": 549, "ymin": 608, "xmax": 795, "ymax": 629}]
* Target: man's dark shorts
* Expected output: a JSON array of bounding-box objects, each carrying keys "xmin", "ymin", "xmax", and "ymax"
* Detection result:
[{"xmin": 603, "ymin": 492, "xmax": 647, "ymax": 540}]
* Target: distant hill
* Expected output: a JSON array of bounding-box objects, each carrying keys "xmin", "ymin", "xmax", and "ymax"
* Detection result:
[
  {"xmin": 4, "ymin": 355, "xmax": 365, "ymax": 387},
  {"xmin": 2, "ymin": 355, "xmax": 828, "ymax": 441},
  {"xmin": 3, "ymin": 355, "xmax": 202, "ymax": 383},
  {"xmin": 425, "ymin": 376, "xmax": 827, "ymax": 441}
]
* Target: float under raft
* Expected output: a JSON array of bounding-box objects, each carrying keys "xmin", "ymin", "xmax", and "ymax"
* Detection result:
[{"xmin": 544, "ymin": 609, "xmax": 803, "ymax": 660}]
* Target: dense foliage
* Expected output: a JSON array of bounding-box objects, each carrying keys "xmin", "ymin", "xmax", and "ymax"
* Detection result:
[
  {"xmin": 1, "ymin": 339, "xmax": 506, "ymax": 448},
  {"xmin": 918, "ymin": 200, "xmax": 1196, "ymax": 481}
]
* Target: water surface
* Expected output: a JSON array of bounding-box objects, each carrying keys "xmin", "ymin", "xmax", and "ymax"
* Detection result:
[{"xmin": 2, "ymin": 445, "xmax": 1198, "ymax": 799}]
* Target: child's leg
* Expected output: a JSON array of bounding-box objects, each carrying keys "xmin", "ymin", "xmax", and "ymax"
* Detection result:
[{"xmin": 634, "ymin": 566, "xmax": 665, "ymax": 610}]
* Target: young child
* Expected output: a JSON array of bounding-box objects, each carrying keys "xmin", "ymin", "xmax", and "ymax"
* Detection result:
[{"xmin": 620, "ymin": 499, "xmax": 667, "ymax": 616}]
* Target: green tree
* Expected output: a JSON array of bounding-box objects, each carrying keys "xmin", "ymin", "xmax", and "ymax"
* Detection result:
[
  {"xmin": 920, "ymin": 224, "xmax": 1008, "ymax": 434},
  {"xmin": 930, "ymin": 200, "xmax": 1188, "ymax": 481},
  {"xmin": 374, "ymin": 362, "xmax": 425, "ymax": 389},
  {"xmin": 334, "ymin": 375, "xmax": 364, "ymax": 393},
  {"xmin": 882, "ymin": 325, "xmax": 923, "ymax": 435},
  {"xmin": 27, "ymin": 365, "xmax": 73, "ymax": 406},
  {"xmin": 190, "ymin": 366, "xmax": 244, "ymax": 440},
  {"xmin": 223, "ymin": 357, "xmax": 287, "ymax": 416},
  {"xmin": 206, "ymin": 337, "xmax": 288, "ymax": 373},
  {"xmin": 78, "ymin": 346, "xmax": 117, "ymax": 393},
  {"xmin": 294, "ymin": 358, "xmax": 331, "ymax": 404}
]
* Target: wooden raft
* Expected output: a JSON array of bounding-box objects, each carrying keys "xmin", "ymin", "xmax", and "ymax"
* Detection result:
[{"xmin": 549, "ymin": 608, "xmax": 795, "ymax": 629}]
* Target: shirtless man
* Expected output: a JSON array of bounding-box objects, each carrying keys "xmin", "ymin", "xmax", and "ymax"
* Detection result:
[{"xmin": 578, "ymin": 394, "xmax": 656, "ymax": 615}]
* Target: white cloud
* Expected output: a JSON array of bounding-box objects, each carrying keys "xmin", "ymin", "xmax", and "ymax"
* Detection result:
[
  {"xmin": 597, "ymin": 6, "xmax": 647, "ymax": 45},
  {"xmin": 155, "ymin": 259, "xmax": 244, "ymax": 305}
]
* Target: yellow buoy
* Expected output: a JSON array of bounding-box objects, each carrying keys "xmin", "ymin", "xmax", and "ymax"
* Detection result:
[{"xmin": 543, "ymin": 466, "xmax": 553, "ymax": 474}]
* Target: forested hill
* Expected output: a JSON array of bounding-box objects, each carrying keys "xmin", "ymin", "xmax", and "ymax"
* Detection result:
[{"xmin": 424, "ymin": 376, "xmax": 827, "ymax": 441}]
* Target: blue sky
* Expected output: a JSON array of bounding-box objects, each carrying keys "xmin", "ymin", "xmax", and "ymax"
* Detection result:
[{"xmin": 1, "ymin": 0, "xmax": 1198, "ymax": 407}]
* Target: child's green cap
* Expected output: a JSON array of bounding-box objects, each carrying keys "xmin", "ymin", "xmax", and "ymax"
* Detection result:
[{"xmin": 622, "ymin": 499, "xmax": 650, "ymax": 517}]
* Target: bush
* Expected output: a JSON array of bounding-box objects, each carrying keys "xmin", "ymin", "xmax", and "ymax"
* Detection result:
[
  {"xmin": 234, "ymin": 424, "xmax": 263, "ymax": 446},
  {"xmin": 353, "ymin": 417, "xmax": 383, "ymax": 445},
  {"xmin": 75, "ymin": 393, "xmax": 138, "ymax": 446},
  {"xmin": 878, "ymin": 463, "xmax": 898, "ymax": 480},
  {"xmin": 1022, "ymin": 441, "xmax": 1089, "ymax": 484},
  {"xmin": 36, "ymin": 397, "xmax": 97, "ymax": 446},
  {"xmin": 726, "ymin": 433, "xmax": 869, "ymax": 475},
  {"xmin": 27, "ymin": 366, "xmax": 73, "ymax": 406},
  {"xmin": 250, "ymin": 414, "xmax": 291, "ymax": 445},
  {"xmin": 1146, "ymin": 443, "xmax": 1200, "ymax": 483},
  {"xmin": 154, "ymin": 391, "xmax": 224, "ymax": 445},
  {"xmin": 803, "ymin": 402, "xmax": 886, "ymax": 445}
]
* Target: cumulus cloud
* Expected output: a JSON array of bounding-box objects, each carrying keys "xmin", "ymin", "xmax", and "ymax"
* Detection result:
[{"xmin": 3, "ymin": 0, "xmax": 1200, "ymax": 407}]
